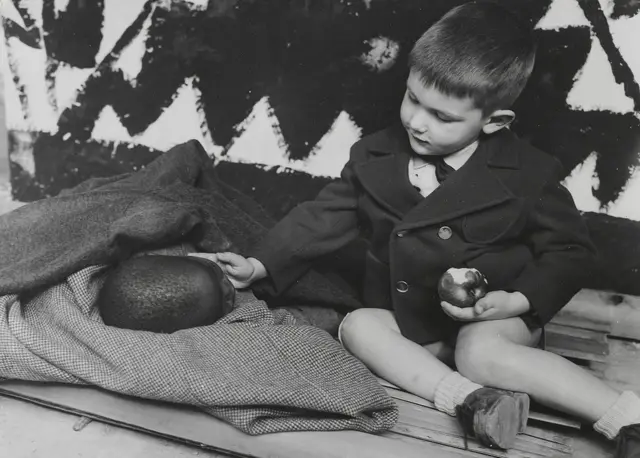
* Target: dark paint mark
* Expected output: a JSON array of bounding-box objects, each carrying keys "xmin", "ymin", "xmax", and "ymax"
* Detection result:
[
  {"xmin": 55, "ymin": 0, "xmax": 553, "ymax": 158},
  {"xmin": 2, "ymin": 7, "xmax": 42, "ymax": 118},
  {"xmin": 3, "ymin": 47, "xmax": 30, "ymax": 121},
  {"xmin": 513, "ymin": 26, "xmax": 593, "ymax": 169},
  {"xmin": 1, "ymin": 17, "xmax": 40, "ymax": 49},
  {"xmin": 42, "ymin": 0, "xmax": 104, "ymax": 68},
  {"xmin": 216, "ymin": 162, "xmax": 331, "ymax": 219},
  {"xmin": 44, "ymin": 59, "xmax": 60, "ymax": 112},
  {"xmin": 611, "ymin": 0, "xmax": 640, "ymax": 19},
  {"xmin": 578, "ymin": 0, "xmax": 640, "ymax": 110},
  {"xmin": 10, "ymin": 0, "xmax": 40, "ymax": 41},
  {"xmin": 10, "ymin": 132, "xmax": 161, "ymax": 201},
  {"xmin": 56, "ymin": 1, "xmax": 161, "ymax": 139},
  {"xmin": 583, "ymin": 212, "xmax": 640, "ymax": 295},
  {"xmin": 512, "ymin": 26, "xmax": 640, "ymax": 206}
]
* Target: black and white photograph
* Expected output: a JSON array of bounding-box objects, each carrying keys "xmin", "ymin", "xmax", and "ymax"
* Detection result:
[{"xmin": 0, "ymin": 1, "xmax": 639, "ymax": 457}]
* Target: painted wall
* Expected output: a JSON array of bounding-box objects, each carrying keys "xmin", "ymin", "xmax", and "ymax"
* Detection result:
[{"xmin": 1, "ymin": 0, "xmax": 640, "ymax": 294}]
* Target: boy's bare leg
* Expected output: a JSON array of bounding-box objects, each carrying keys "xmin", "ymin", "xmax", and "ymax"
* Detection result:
[
  {"xmin": 454, "ymin": 317, "xmax": 620, "ymax": 422},
  {"xmin": 340, "ymin": 309, "xmax": 535, "ymax": 449},
  {"xmin": 339, "ymin": 308, "xmax": 453, "ymax": 400}
]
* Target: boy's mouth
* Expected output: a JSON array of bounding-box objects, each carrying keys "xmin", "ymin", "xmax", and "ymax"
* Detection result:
[
  {"xmin": 405, "ymin": 126, "xmax": 429, "ymax": 143},
  {"xmin": 410, "ymin": 133, "xmax": 430, "ymax": 145}
]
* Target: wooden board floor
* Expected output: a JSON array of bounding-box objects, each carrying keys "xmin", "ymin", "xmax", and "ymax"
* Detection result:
[{"xmin": 1, "ymin": 288, "xmax": 638, "ymax": 457}]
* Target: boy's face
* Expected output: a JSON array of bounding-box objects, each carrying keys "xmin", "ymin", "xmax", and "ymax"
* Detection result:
[{"xmin": 400, "ymin": 70, "xmax": 490, "ymax": 156}]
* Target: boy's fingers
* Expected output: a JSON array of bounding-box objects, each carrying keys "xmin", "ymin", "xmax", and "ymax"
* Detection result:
[
  {"xmin": 214, "ymin": 252, "xmax": 237, "ymax": 264},
  {"xmin": 441, "ymin": 302, "xmax": 476, "ymax": 321},
  {"xmin": 188, "ymin": 252, "xmax": 219, "ymax": 262},
  {"xmin": 225, "ymin": 265, "xmax": 240, "ymax": 275},
  {"xmin": 473, "ymin": 299, "xmax": 492, "ymax": 315}
]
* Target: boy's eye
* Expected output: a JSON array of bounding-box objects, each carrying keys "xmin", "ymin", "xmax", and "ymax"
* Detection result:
[
  {"xmin": 435, "ymin": 112, "xmax": 455, "ymax": 123},
  {"xmin": 407, "ymin": 92, "xmax": 418, "ymax": 103}
]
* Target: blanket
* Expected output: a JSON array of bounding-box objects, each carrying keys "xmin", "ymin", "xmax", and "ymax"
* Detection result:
[{"xmin": 0, "ymin": 140, "xmax": 397, "ymax": 434}]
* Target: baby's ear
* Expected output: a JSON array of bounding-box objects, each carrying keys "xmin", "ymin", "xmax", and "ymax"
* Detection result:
[{"xmin": 482, "ymin": 110, "xmax": 515, "ymax": 134}]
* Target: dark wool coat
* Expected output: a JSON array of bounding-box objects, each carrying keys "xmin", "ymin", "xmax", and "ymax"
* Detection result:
[{"xmin": 255, "ymin": 124, "xmax": 596, "ymax": 344}]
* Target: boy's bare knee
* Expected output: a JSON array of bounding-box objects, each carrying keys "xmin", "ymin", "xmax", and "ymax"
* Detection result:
[
  {"xmin": 338, "ymin": 308, "xmax": 396, "ymax": 348},
  {"xmin": 455, "ymin": 322, "xmax": 504, "ymax": 384}
]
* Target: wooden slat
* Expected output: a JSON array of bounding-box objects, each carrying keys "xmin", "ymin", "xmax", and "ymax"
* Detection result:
[
  {"xmin": 543, "ymin": 322, "xmax": 640, "ymax": 396},
  {"xmin": 0, "ymin": 381, "xmax": 482, "ymax": 458},
  {"xmin": 384, "ymin": 431, "xmax": 483, "ymax": 457},
  {"xmin": 554, "ymin": 289, "xmax": 640, "ymax": 340},
  {"xmin": 544, "ymin": 323, "xmax": 610, "ymax": 362},
  {"xmin": 576, "ymin": 338, "xmax": 640, "ymax": 396}
]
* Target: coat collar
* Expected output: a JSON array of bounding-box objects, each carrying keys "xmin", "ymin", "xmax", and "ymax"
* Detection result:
[{"xmin": 354, "ymin": 126, "xmax": 521, "ymax": 227}]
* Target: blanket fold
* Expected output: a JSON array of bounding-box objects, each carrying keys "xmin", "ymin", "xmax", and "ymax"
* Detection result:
[{"xmin": 0, "ymin": 140, "xmax": 397, "ymax": 434}]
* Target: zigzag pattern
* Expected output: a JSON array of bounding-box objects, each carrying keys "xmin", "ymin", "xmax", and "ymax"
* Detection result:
[{"xmin": 2, "ymin": 0, "xmax": 640, "ymax": 208}]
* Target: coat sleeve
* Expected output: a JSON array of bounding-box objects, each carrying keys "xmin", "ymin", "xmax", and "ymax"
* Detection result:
[
  {"xmin": 251, "ymin": 154, "xmax": 361, "ymax": 295},
  {"xmin": 506, "ymin": 161, "xmax": 598, "ymax": 326}
]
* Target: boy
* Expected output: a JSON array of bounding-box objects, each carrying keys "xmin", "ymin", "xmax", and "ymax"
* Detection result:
[
  {"xmin": 192, "ymin": 1, "xmax": 640, "ymax": 453},
  {"xmin": 99, "ymin": 250, "xmax": 235, "ymax": 333}
]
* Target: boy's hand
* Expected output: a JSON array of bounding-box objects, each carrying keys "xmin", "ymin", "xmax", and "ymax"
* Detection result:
[
  {"xmin": 441, "ymin": 291, "xmax": 530, "ymax": 322},
  {"xmin": 188, "ymin": 252, "xmax": 267, "ymax": 289}
]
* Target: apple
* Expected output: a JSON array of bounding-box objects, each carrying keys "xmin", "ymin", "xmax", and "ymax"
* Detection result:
[{"xmin": 438, "ymin": 267, "xmax": 489, "ymax": 308}]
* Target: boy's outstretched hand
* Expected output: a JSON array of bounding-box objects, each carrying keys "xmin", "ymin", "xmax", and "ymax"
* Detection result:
[
  {"xmin": 188, "ymin": 252, "xmax": 267, "ymax": 289},
  {"xmin": 441, "ymin": 291, "xmax": 530, "ymax": 322}
]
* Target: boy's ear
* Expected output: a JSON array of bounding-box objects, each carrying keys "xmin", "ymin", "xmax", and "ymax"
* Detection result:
[{"xmin": 482, "ymin": 110, "xmax": 515, "ymax": 134}]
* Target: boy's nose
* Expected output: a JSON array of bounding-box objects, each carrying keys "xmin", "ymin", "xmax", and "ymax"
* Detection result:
[{"xmin": 408, "ymin": 114, "xmax": 428, "ymax": 134}]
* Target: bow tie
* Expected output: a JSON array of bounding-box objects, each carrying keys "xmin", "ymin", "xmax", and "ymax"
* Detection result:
[{"xmin": 415, "ymin": 156, "xmax": 456, "ymax": 183}]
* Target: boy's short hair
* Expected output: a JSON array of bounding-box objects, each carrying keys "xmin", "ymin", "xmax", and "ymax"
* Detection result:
[
  {"xmin": 408, "ymin": 1, "xmax": 537, "ymax": 114},
  {"xmin": 97, "ymin": 255, "xmax": 234, "ymax": 333}
]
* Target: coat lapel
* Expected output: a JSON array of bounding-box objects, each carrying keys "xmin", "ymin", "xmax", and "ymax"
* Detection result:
[
  {"xmin": 353, "ymin": 126, "xmax": 521, "ymax": 227},
  {"xmin": 355, "ymin": 153, "xmax": 423, "ymax": 219},
  {"xmin": 398, "ymin": 131, "xmax": 520, "ymax": 230},
  {"xmin": 353, "ymin": 125, "xmax": 424, "ymax": 219}
]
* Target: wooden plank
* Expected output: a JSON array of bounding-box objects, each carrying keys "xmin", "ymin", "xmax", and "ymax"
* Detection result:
[
  {"xmin": 384, "ymin": 431, "xmax": 484, "ymax": 457},
  {"xmin": 0, "ymin": 395, "xmax": 230, "ymax": 458},
  {"xmin": 566, "ymin": 428, "xmax": 616, "ymax": 458},
  {"xmin": 554, "ymin": 289, "xmax": 640, "ymax": 340},
  {"xmin": 578, "ymin": 338, "xmax": 640, "ymax": 395},
  {"xmin": 543, "ymin": 330, "xmax": 640, "ymax": 396},
  {"xmin": 544, "ymin": 323, "xmax": 610, "ymax": 362},
  {"xmin": 0, "ymin": 381, "xmax": 475, "ymax": 458}
]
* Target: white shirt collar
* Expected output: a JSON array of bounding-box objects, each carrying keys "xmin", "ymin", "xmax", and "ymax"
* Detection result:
[
  {"xmin": 411, "ymin": 140, "xmax": 479, "ymax": 171},
  {"xmin": 443, "ymin": 140, "xmax": 479, "ymax": 170}
]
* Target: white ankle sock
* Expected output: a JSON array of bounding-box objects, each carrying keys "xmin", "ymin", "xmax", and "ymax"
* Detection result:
[
  {"xmin": 594, "ymin": 391, "xmax": 640, "ymax": 440},
  {"xmin": 434, "ymin": 371, "xmax": 482, "ymax": 416}
]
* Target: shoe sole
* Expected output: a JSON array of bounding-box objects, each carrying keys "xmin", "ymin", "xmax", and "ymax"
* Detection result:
[
  {"xmin": 473, "ymin": 394, "xmax": 529, "ymax": 449},
  {"xmin": 511, "ymin": 392, "xmax": 530, "ymax": 433}
]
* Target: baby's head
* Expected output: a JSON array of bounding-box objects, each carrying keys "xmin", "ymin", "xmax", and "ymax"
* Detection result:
[
  {"xmin": 97, "ymin": 255, "xmax": 235, "ymax": 333},
  {"xmin": 401, "ymin": 1, "xmax": 537, "ymax": 156}
]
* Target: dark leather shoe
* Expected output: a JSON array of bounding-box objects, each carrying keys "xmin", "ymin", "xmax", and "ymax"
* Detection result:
[
  {"xmin": 500, "ymin": 389, "xmax": 530, "ymax": 433},
  {"xmin": 615, "ymin": 424, "xmax": 640, "ymax": 458},
  {"xmin": 456, "ymin": 387, "xmax": 530, "ymax": 450}
]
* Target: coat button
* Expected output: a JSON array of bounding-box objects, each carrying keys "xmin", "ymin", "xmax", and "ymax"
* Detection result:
[
  {"xmin": 438, "ymin": 226, "xmax": 453, "ymax": 240},
  {"xmin": 396, "ymin": 281, "xmax": 409, "ymax": 293},
  {"xmin": 397, "ymin": 231, "xmax": 407, "ymax": 238}
]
